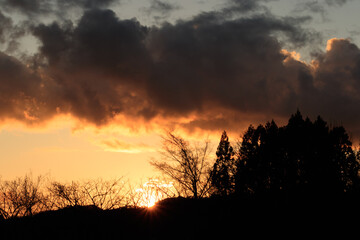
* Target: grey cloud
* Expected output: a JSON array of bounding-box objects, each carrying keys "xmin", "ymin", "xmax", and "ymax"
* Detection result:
[
  {"xmin": 0, "ymin": 0, "xmax": 51, "ymax": 16},
  {"xmin": 0, "ymin": 51, "xmax": 48, "ymax": 123},
  {"xmin": 0, "ymin": 0, "xmax": 117, "ymax": 18},
  {"xmin": 141, "ymin": 0, "xmax": 180, "ymax": 24},
  {"xmin": 223, "ymin": 0, "xmax": 271, "ymax": 14},
  {"xmin": 0, "ymin": 11, "xmax": 28, "ymax": 55},
  {"xmin": 293, "ymin": 1, "xmax": 327, "ymax": 18},
  {"xmin": 57, "ymin": 0, "xmax": 117, "ymax": 9},
  {"xmin": 293, "ymin": 0, "xmax": 351, "ymax": 21},
  {"xmin": 147, "ymin": 0, "xmax": 179, "ymax": 15},
  {"xmin": 324, "ymin": 0, "xmax": 350, "ymax": 6},
  {"xmin": 0, "ymin": 11, "xmax": 12, "ymax": 44}
]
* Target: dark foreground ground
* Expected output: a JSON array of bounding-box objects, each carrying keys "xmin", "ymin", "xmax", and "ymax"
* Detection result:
[{"xmin": 1, "ymin": 194, "xmax": 360, "ymax": 239}]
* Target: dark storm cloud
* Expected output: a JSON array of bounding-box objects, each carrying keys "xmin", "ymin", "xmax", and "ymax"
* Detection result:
[
  {"xmin": 29, "ymin": 8, "xmax": 321, "ymax": 126},
  {"xmin": 311, "ymin": 39, "xmax": 360, "ymax": 132},
  {"xmin": 33, "ymin": 9, "xmax": 149, "ymax": 72},
  {"xmin": 32, "ymin": 9, "xmax": 151, "ymax": 124},
  {"xmin": 0, "ymin": 7, "xmax": 309, "ymax": 126},
  {"xmin": 1, "ymin": 6, "xmax": 360, "ymax": 137},
  {"xmin": 142, "ymin": 13, "xmax": 360, "ymax": 135},
  {"xmin": 145, "ymin": 13, "xmax": 315, "ymax": 117}
]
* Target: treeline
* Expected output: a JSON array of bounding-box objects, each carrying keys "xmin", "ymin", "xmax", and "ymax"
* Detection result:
[
  {"xmin": 153, "ymin": 110, "xmax": 360, "ymax": 200},
  {"xmin": 0, "ymin": 175, "xmax": 166, "ymax": 219}
]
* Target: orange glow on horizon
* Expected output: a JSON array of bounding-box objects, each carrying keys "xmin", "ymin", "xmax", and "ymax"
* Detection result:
[{"xmin": 135, "ymin": 179, "xmax": 174, "ymax": 208}]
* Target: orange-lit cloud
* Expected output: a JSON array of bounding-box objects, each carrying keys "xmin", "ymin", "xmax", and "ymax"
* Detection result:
[
  {"xmin": 281, "ymin": 49, "xmax": 302, "ymax": 62},
  {"xmin": 326, "ymin": 38, "xmax": 347, "ymax": 51},
  {"xmin": 100, "ymin": 139, "xmax": 156, "ymax": 153}
]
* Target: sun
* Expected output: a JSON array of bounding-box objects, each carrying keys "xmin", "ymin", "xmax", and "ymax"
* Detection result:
[
  {"xmin": 146, "ymin": 195, "xmax": 157, "ymax": 208},
  {"xmin": 135, "ymin": 179, "xmax": 174, "ymax": 208}
]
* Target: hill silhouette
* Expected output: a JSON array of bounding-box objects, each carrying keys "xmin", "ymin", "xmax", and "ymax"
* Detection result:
[{"xmin": 1, "ymin": 194, "xmax": 360, "ymax": 239}]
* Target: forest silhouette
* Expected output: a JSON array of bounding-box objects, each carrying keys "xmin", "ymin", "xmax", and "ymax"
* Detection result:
[{"xmin": 1, "ymin": 111, "xmax": 360, "ymax": 239}]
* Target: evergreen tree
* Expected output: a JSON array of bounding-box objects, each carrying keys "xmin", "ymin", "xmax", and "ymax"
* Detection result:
[
  {"xmin": 235, "ymin": 111, "xmax": 360, "ymax": 198},
  {"xmin": 211, "ymin": 131, "xmax": 236, "ymax": 196}
]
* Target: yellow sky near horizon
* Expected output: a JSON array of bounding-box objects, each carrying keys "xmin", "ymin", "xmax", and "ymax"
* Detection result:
[
  {"xmin": 0, "ymin": 118, "xmax": 159, "ymax": 182},
  {"xmin": 0, "ymin": 116, "xmax": 231, "ymax": 183}
]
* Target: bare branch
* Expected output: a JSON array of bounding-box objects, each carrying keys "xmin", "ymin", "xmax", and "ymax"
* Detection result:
[{"xmin": 150, "ymin": 132, "xmax": 213, "ymax": 199}]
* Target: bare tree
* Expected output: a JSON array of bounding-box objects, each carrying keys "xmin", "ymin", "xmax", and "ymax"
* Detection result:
[
  {"xmin": 82, "ymin": 178, "xmax": 128, "ymax": 210},
  {"xmin": 0, "ymin": 174, "xmax": 47, "ymax": 218},
  {"xmin": 48, "ymin": 178, "xmax": 129, "ymax": 210},
  {"xmin": 0, "ymin": 174, "xmax": 138, "ymax": 217},
  {"xmin": 150, "ymin": 132, "xmax": 213, "ymax": 199},
  {"xmin": 48, "ymin": 181, "xmax": 87, "ymax": 208}
]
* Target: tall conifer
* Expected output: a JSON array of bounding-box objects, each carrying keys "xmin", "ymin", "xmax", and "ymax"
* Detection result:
[{"xmin": 211, "ymin": 131, "xmax": 236, "ymax": 196}]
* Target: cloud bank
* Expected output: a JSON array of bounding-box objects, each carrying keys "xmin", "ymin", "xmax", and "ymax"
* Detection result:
[{"xmin": 1, "ymin": 1, "xmax": 360, "ymax": 138}]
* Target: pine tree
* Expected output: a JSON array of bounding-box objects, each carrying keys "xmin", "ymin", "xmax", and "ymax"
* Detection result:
[
  {"xmin": 211, "ymin": 131, "xmax": 236, "ymax": 196},
  {"xmin": 235, "ymin": 111, "xmax": 360, "ymax": 197}
]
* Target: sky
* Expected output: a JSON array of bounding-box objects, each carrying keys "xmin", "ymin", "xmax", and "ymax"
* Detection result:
[{"xmin": 1, "ymin": 0, "xmax": 360, "ymax": 182}]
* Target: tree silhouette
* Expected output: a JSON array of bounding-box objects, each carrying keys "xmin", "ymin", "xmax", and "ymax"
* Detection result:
[
  {"xmin": 235, "ymin": 111, "xmax": 360, "ymax": 198},
  {"xmin": 150, "ymin": 132, "xmax": 212, "ymax": 199},
  {"xmin": 0, "ymin": 174, "xmax": 47, "ymax": 218},
  {"xmin": 48, "ymin": 178, "xmax": 128, "ymax": 209},
  {"xmin": 48, "ymin": 181, "xmax": 87, "ymax": 208},
  {"xmin": 81, "ymin": 178, "xmax": 127, "ymax": 209},
  {"xmin": 210, "ymin": 130, "xmax": 236, "ymax": 196}
]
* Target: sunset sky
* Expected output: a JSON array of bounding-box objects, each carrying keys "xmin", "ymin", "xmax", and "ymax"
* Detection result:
[{"xmin": 1, "ymin": 0, "xmax": 360, "ymax": 183}]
